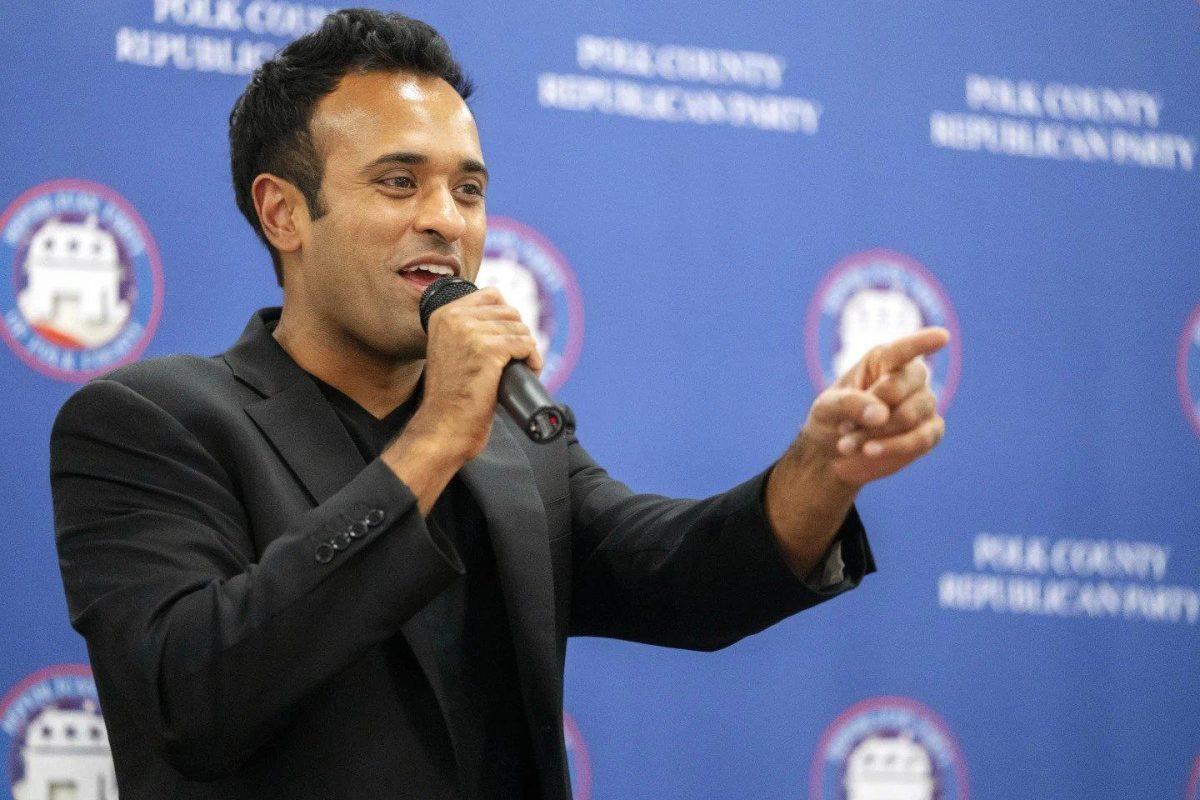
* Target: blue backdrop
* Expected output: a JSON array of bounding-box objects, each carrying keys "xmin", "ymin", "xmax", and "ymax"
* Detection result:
[{"xmin": 2, "ymin": 2, "xmax": 1198, "ymax": 799}]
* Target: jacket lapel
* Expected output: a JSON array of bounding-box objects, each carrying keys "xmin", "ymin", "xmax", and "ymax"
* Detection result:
[
  {"xmin": 244, "ymin": 381, "xmax": 366, "ymax": 506},
  {"xmin": 459, "ymin": 417, "xmax": 560, "ymax": 730},
  {"xmin": 224, "ymin": 308, "xmax": 364, "ymax": 506}
]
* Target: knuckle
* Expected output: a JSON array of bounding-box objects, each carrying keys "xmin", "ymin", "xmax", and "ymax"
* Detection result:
[
  {"xmin": 905, "ymin": 398, "xmax": 930, "ymax": 425},
  {"xmin": 818, "ymin": 389, "xmax": 844, "ymax": 413},
  {"xmin": 848, "ymin": 392, "xmax": 872, "ymax": 418},
  {"xmin": 876, "ymin": 380, "xmax": 901, "ymax": 405},
  {"xmin": 924, "ymin": 424, "xmax": 940, "ymax": 449}
]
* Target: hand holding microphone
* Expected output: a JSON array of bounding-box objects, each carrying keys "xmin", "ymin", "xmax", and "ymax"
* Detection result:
[
  {"xmin": 381, "ymin": 276, "xmax": 566, "ymax": 515},
  {"xmin": 418, "ymin": 276, "xmax": 567, "ymax": 446}
]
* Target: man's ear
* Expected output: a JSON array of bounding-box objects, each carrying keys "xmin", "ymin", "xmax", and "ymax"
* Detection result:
[{"xmin": 252, "ymin": 173, "xmax": 307, "ymax": 257}]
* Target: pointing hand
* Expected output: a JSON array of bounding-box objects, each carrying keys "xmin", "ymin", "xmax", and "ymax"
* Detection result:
[{"xmin": 803, "ymin": 327, "xmax": 950, "ymax": 488}]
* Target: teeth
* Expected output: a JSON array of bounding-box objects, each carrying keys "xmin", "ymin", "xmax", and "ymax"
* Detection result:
[{"xmin": 401, "ymin": 263, "xmax": 454, "ymax": 275}]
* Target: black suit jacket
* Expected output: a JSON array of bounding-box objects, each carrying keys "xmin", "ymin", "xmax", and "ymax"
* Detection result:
[{"xmin": 49, "ymin": 308, "xmax": 873, "ymax": 799}]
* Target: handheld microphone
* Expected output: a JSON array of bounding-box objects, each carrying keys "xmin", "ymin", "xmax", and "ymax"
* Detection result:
[{"xmin": 419, "ymin": 276, "xmax": 568, "ymax": 443}]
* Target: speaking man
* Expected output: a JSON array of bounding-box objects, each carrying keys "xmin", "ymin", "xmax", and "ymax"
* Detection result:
[{"xmin": 50, "ymin": 8, "xmax": 948, "ymax": 799}]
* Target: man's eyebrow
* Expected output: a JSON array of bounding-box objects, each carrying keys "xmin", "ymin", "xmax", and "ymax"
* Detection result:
[
  {"xmin": 361, "ymin": 151, "xmax": 488, "ymax": 180},
  {"xmin": 362, "ymin": 151, "xmax": 426, "ymax": 172},
  {"xmin": 461, "ymin": 158, "xmax": 489, "ymax": 181}
]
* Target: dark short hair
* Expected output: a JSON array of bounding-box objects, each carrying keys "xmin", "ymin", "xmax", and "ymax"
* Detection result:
[{"xmin": 228, "ymin": 8, "xmax": 473, "ymax": 285}]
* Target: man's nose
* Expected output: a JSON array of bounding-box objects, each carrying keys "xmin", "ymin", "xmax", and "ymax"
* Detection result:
[{"xmin": 413, "ymin": 183, "xmax": 466, "ymax": 242}]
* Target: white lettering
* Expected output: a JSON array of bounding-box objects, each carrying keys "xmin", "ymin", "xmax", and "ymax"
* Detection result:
[
  {"xmin": 538, "ymin": 73, "xmax": 818, "ymax": 134},
  {"xmin": 575, "ymin": 35, "xmax": 786, "ymax": 90},
  {"xmin": 939, "ymin": 572, "xmax": 1199, "ymax": 625},
  {"xmin": 932, "ymin": 111, "xmax": 1194, "ymax": 172},
  {"xmin": 937, "ymin": 74, "xmax": 1188, "ymax": 172},
  {"xmin": 117, "ymin": 27, "xmax": 277, "ymax": 75},
  {"xmin": 154, "ymin": 0, "xmax": 243, "ymax": 31}
]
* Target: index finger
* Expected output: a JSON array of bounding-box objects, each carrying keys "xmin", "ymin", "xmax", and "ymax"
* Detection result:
[
  {"xmin": 873, "ymin": 327, "xmax": 950, "ymax": 373},
  {"xmin": 458, "ymin": 286, "xmax": 506, "ymax": 305}
]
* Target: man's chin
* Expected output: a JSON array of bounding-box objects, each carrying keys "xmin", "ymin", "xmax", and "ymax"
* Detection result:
[{"xmin": 365, "ymin": 327, "xmax": 427, "ymax": 364}]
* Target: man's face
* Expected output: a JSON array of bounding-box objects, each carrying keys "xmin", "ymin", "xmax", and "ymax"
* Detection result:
[{"xmin": 291, "ymin": 70, "xmax": 487, "ymax": 359}]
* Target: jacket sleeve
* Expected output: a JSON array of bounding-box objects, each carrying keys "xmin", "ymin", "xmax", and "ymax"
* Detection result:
[
  {"xmin": 565, "ymin": 433, "xmax": 875, "ymax": 651},
  {"xmin": 50, "ymin": 378, "xmax": 463, "ymax": 780}
]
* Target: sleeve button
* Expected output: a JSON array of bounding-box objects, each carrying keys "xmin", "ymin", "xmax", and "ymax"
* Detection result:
[
  {"xmin": 348, "ymin": 520, "xmax": 369, "ymax": 539},
  {"xmin": 331, "ymin": 532, "xmax": 352, "ymax": 551},
  {"xmin": 314, "ymin": 543, "xmax": 336, "ymax": 564},
  {"xmin": 365, "ymin": 508, "xmax": 385, "ymax": 526}
]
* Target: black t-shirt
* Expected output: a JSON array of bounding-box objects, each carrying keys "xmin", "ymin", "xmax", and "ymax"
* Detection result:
[{"xmin": 311, "ymin": 376, "xmax": 539, "ymax": 800}]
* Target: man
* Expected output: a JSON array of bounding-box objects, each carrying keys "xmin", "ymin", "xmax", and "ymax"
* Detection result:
[{"xmin": 50, "ymin": 9, "xmax": 947, "ymax": 799}]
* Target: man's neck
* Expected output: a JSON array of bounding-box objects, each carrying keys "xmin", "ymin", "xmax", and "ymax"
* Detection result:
[{"xmin": 272, "ymin": 310, "xmax": 423, "ymax": 420}]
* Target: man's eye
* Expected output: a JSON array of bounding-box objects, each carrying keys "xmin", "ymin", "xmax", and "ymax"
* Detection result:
[
  {"xmin": 459, "ymin": 183, "xmax": 485, "ymax": 197},
  {"xmin": 382, "ymin": 176, "xmax": 416, "ymax": 189}
]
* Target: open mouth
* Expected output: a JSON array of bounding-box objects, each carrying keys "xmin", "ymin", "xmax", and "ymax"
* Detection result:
[{"xmin": 396, "ymin": 263, "xmax": 456, "ymax": 290}]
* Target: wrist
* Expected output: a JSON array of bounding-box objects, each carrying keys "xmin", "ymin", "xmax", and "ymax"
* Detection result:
[
  {"xmin": 382, "ymin": 410, "xmax": 469, "ymax": 515},
  {"xmin": 765, "ymin": 439, "xmax": 859, "ymax": 579},
  {"xmin": 785, "ymin": 431, "xmax": 860, "ymax": 503},
  {"xmin": 402, "ymin": 405, "xmax": 473, "ymax": 464}
]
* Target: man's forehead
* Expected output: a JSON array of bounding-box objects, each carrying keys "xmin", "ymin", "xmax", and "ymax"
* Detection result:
[{"xmin": 311, "ymin": 70, "xmax": 480, "ymax": 163}]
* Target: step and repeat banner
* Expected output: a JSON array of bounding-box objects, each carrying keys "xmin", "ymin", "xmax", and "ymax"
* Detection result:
[{"xmin": 2, "ymin": 2, "xmax": 1197, "ymax": 798}]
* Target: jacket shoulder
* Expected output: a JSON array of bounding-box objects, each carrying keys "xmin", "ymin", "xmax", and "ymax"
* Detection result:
[
  {"xmin": 56, "ymin": 354, "xmax": 246, "ymax": 433},
  {"xmin": 103, "ymin": 353, "xmax": 233, "ymax": 395}
]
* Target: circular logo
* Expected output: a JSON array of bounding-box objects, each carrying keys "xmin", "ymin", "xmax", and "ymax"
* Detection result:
[
  {"xmin": 0, "ymin": 179, "xmax": 164, "ymax": 382},
  {"xmin": 1177, "ymin": 303, "xmax": 1200, "ymax": 439},
  {"xmin": 0, "ymin": 664, "xmax": 117, "ymax": 799},
  {"xmin": 810, "ymin": 696, "xmax": 969, "ymax": 800},
  {"xmin": 479, "ymin": 217, "xmax": 584, "ymax": 393},
  {"xmin": 806, "ymin": 249, "xmax": 962, "ymax": 412},
  {"xmin": 564, "ymin": 711, "xmax": 592, "ymax": 800}
]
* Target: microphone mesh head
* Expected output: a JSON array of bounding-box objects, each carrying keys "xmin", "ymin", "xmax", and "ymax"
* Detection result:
[{"xmin": 419, "ymin": 276, "xmax": 478, "ymax": 332}]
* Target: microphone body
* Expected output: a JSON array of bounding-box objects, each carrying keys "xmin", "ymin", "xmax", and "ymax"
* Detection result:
[{"xmin": 419, "ymin": 276, "xmax": 568, "ymax": 443}]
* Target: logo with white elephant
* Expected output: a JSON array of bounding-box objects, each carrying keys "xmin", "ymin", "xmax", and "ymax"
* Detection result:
[
  {"xmin": 0, "ymin": 179, "xmax": 163, "ymax": 381},
  {"xmin": 806, "ymin": 249, "xmax": 961, "ymax": 412},
  {"xmin": 1, "ymin": 664, "xmax": 117, "ymax": 800},
  {"xmin": 810, "ymin": 696, "xmax": 969, "ymax": 800}
]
